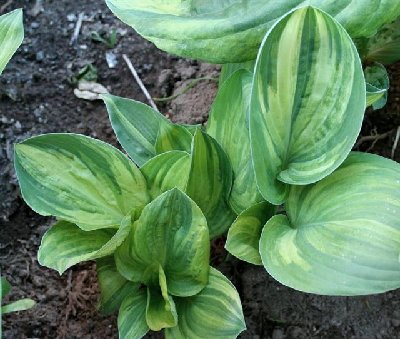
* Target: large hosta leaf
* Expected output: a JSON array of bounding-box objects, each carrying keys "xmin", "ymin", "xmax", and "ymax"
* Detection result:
[
  {"xmin": 105, "ymin": 0, "xmax": 400, "ymax": 63},
  {"xmin": 118, "ymin": 288, "xmax": 149, "ymax": 339},
  {"xmin": 226, "ymin": 202, "xmax": 275, "ymax": 265},
  {"xmin": 0, "ymin": 9, "xmax": 24, "ymax": 75},
  {"xmin": 38, "ymin": 218, "xmax": 132, "ymax": 274},
  {"xmin": 208, "ymin": 70, "xmax": 262, "ymax": 214},
  {"xmin": 96, "ymin": 256, "xmax": 138, "ymax": 315},
  {"xmin": 260, "ymin": 152, "xmax": 400, "ymax": 296},
  {"xmin": 115, "ymin": 188, "xmax": 210, "ymax": 297},
  {"xmin": 15, "ymin": 134, "xmax": 150, "ymax": 230},
  {"xmin": 165, "ymin": 267, "xmax": 246, "ymax": 339},
  {"xmin": 250, "ymin": 7, "xmax": 365, "ymax": 205},
  {"xmin": 142, "ymin": 131, "xmax": 235, "ymax": 238}
]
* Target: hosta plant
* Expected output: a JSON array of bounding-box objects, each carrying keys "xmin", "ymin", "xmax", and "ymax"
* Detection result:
[{"xmin": 14, "ymin": 133, "xmax": 245, "ymax": 337}]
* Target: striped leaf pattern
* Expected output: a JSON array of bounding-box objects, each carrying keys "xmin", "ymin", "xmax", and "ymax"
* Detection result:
[
  {"xmin": 155, "ymin": 123, "xmax": 192, "ymax": 154},
  {"xmin": 226, "ymin": 202, "xmax": 275, "ymax": 265},
  {"xmin": 207, "ymin": 70, "xmax": 263, "ymax": 214},
  {"xmin": 260, "ymin": 152, "xmax": 400, "ymax": 296},
  {"xmin": 0, "ymin": 9, "xmax": 24, "ymax": 75},
  {"xmin": 165, "ymin": 267, "xmax": 246, "ymax": 339},
  {"xmin": 14, "ymin": 133, "xmax": 150, "ymax": 231},
  {"xmin": 96, "ymin": 256, "xmax": 138, "ymax": 315},
  {"xmin": 118, "ymin": 289, "xmax": 149, "ymax": 339},
  {"xmin": 38, "ymin": 218, "xmax": 132, "ymax": 274},
  {"xmin": 250, "ymin": 7, "xmax": 366, "ymax": 205},
  {"xmin": 105, "ymin": 0, "xmax": 400, "ymax": 63},
  {"xmin": 115, "ymin": 188, "xmax": 210, "ymax": 297}
]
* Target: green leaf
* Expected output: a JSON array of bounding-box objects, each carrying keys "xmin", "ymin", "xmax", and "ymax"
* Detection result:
[
  {"xmin": 105, "ymin": 1, "xmax": 400, "ymax": 63},
  {"xmin": 2, "ymin": 299, "xmax": 35, "ymax": 315},
  {"xmin": 186, "ymin": 130, "xmax": 235, "ymax": 238},
  {"xmin": 142, "ymin": 151, "xmax": 191, "ymax": 199},
  {"xmin": 226, "ymin": 202, "xmax": 275, "ymax": 265},
  {"xmin": 208, "ymin": 70, "xmax": 263, "ymax": 214},
  {"xmin": 250, "ymin": 7, "xmax": 366, "ymax": 205},
  {"xmin": 1, "ymin": 277, "xmax": 11, "ymax": 300},
  {"xmin": 155, "ymin": 122, "xmax": 192, "ymax": 154},
  {"xmin": 260, "ymin": 152, "xmax": 400, "ymax": 296},
  {"xmin": 115, "ymin": 188, "xmax": 210, "ymax": 297},
  {"xmin": 145, "ymin": 266, "xmax": 178, "ymax": 331},
  {"xmin": 364, "ymin": 17, "xmax": 400, "ymax": 65},
  {"xmin": 96, "ymin": 256, "xmax": 138, "ymax": 315},
  {"xmin": 15, "ymin": 133, "xmax": 150, "ymax": 231},
  {"xmin": 0, "ymin": 9, "xmax": 24, "ymax": 75},
  {"xmin": 219, "ymin": 60, "xmax": 255, "ymax": 86},
  {"xmin": 118, "ymin": 288, "xmax": 149, "ymax": 339},
  {"xmin": 165, "ymin": 267, "xmax": 246, "ymax": 339},
  {"xmin": 365, "ymin": 63, "xmax": 390, "ymax": 110},
  {"xmin": 38, "ymin": 217, "xmax": 132, "ymax": 274},
  {"xmin": 103, "ymin": 94, "xmax": 169, "ymax": 166}
]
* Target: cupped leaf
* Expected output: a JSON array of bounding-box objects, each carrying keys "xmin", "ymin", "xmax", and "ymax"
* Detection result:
[
  {"xmin": 1, "ymin": 277, "xmax": 11, "ymax": 299},
  {"xmin": 365, "ymin": 63, "xmax": 389, "ymax": 110},
  {"xmin": 0, "ymin": 9, "xmax": 24, "ymax": 75},
  {"xmin": 250, "ymin": 7, "xmax": 366, "ymax": 205},
  {"xmin": 364, "ymin": 17, "xmax": 400, "ymax": 65},
  {"xmin": 186, "ymin": 130, "xmax": 235, "ymax": 238},
  {"xmin": 165, "ymin": 267, "xmax": 246, "ymax": 339},
  {"xmin": 15, "ymin": 133, "xmax": 150, "ymax": 230},
  {"xmin": 118, "ymin": 288, "xmax": 149, "ymax": 339},
  {"xmin": 226, "ymin": 202, "xmax": 275, "ymax": 265},
  {"xmin": 155, "ymin": 123, "xmax": 192, "ymax": 154},
  {"xmin": 142, "ymin": 151, "xmax": 191, "ymax": 199},
  {"xmin": 146, "ymin": 266, "xmax": 178, "ymax": 331},
  {"xmin": 105, "ymin": 0, "xmax": 400, "ymax": 63},
  {"xmin": 208, "ymin": 70, "xmax": 263, "ymax": 214},
  {"xmin": 96, "ymin": 256, "xmax": 138, "ymax": 315},
  {"xmin": 38, "ymin": 217, "xmax": 132, "ymax": 274},
  {"xmin": 1, "ymin": 299, "xmax": 35, "ymax": 315},
  {"xmin": 115, "ymin": 188, "xmax": 210, "ymax": 297},
  {"xmin": 103, "ymin": 94, "xmax": 169, "ymax": 166},
  {"xmin": 260, "ymin": 152, "xmax": 400, "ymax": 296}
]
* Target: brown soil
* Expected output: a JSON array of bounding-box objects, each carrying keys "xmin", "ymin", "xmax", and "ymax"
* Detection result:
[{"xmin": 1, "ymin": 1, "xmax": 399, "ymax": 338}]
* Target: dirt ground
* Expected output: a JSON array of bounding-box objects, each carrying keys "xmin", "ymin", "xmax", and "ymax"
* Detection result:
[{"xmin": 1, "ymin": 1, "xmax": 400, "ymax": 338}]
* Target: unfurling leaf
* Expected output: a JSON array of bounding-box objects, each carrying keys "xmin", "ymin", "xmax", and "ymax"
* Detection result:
[
  {"xmin": 14, "ymin": 133, "xmax": 150, "ymax": 231},
  {"xmin": 365, "ymin": 63, "xmax": 390, "ymax": 110},
  {"xmin": 250, "ymin": 7, "xmax": 365, "ymax": 205},
  {"xmin": 260, "ymin": 152, "xmax": 400, "ymax": 296}
]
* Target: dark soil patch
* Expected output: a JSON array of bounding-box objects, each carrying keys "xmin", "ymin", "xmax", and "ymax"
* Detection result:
[{"xmin": 1, "ymin": 1, "xmax": 399, "ymax": 338}]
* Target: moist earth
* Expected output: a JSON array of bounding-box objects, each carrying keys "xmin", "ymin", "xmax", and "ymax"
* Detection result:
[{"xmin": 1, "ymin": 1, "xmax": 399, "ymax": 338}]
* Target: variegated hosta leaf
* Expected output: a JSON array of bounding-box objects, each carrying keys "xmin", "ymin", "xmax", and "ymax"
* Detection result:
[
  {"xmin": 146, "ymin": 266, "xmax": 178, "ymax": 331},
  {"xmin": 105, "ymin": 0, "xmax": 400, "ymax": 63},
  {"xmin": 364, "ymin": 17, "xmax": 400, "ymax": 65},
  {"xmin": 260, "ymin": 152, "xmax": 400, "ymax": 296},
  {"xmin": 143, "ymin": 131, "xmax": 235, "ymax": 238},
  {"xmin": 226, "ymin": 202, "xmax": 275, "ymax": 265},
  {"xmin": 1, "ymin": 299, "xmax": 35, "ymax": 315},
  {"xmin": 115, "ymin": 188, "xmax": 210, "ymax": 297},
  {"xmin": 165, "ymin": 267, "xmax": 246, "ymax": 339},
  {"xmin": 219, "ymin": 60, "xmax": 255, "ymax": 86},
  {"xmin": 103, "ymin": 94, "xmax": 166, "ymax": 166},
  {"xmin": 96, "ymin": 256, "xmax": 138, "ymax": 315},
  {"xmin": 142, "ymin": 151, "xmax": 191, "ymax": 199},
  {"xmin": 14, "ymin": 133, "xmax": 150, "ymax": 231},
  {"xmin": 0, "ymin": 9, "xmax": 24, "ymax": 75},
  {"xmin": 186, "ymin": 130, "xmax": 235, "ymax": 238},
  {"xmin": 38, "ymin": 217, "xmax": 132, "ymax": 274},
  {"xmin": 155, "ymin": 123, "xmax": 192, "ymax": 154},
  {"xmin": 118, "ymin": 288, "xmax": 149, "ymax": 339},
  {"xmin": 208, "ymin": 70, "xmax": 263, "ymax": 214},
  {"xmin": 365, "ymin": 63, "xmax": 389, "ymax": 110},
  {"xmin": 250, "ymin": 7, "xmax": 365, "ymax": 205}
]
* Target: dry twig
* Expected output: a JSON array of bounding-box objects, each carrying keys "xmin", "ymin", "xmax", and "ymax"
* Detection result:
[
  {"xmin": 0, "ymin": 0, "xmax": 13, "ymax": 13},
  {"xmin": 70, "ymin": 12, "xmax": 84, "ymax": 45},
  {"xmin": 391, "ymin": 126, "xmax": 400, "ymax": 159}
]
